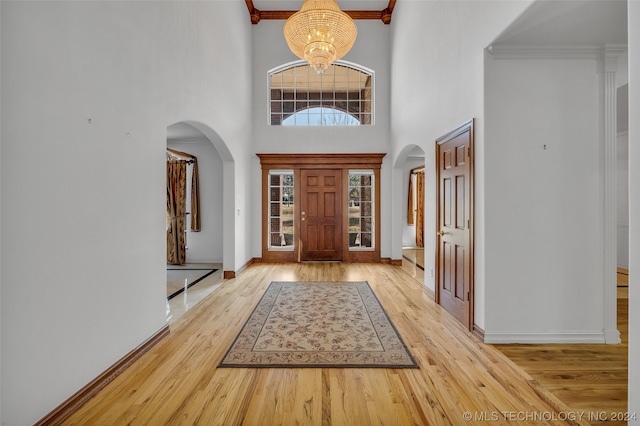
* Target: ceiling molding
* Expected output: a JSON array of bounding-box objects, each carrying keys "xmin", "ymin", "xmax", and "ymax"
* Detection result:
[
  {"xmin": 245, "ymin": 0, "xmax": 395, "ymax": 25},
  {"xmin": 487, "ymin": 44, "xmax": 606, "ymax": 60}
]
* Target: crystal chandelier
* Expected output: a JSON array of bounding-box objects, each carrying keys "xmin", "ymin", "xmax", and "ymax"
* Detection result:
[{"xmin": 283, "ymin": 0, "xmax": 357, "ymax": 74}]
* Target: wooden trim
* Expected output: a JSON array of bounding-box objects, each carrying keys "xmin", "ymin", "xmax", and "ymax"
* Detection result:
[
  {"xmin": 258, "ymin": 10, "xmax": 385, "ymax": 21},
  {"xmin": 245, "ymin": 0, "xmax": 396, "ymax": 24},
  {"xmin": 381, "ymin": 0, "xmax": 396, "ymax": 24},
  {"xmin": 35, "ymin": 325, "xmax": 170, "ymax": 426},
  {"xmin": 468, "ymin": 121, "xmax": 475, "ymax": 331},
  {"xmin": 224, "ymin": 258, "xmax": 259, "ymax": 279},
  {"xmin": 258, "ymin": 154, "xmax": 386, "ymax": 263},
  {"xmin": 244, "ymin": 0, "xmax": 261, "ymax": 24},
  {"xmin": 257, "ymin": 153, "xmax": 386, "ymax": 169},
  {"xmin": 434, "ymin": 142, "xmax": 441, "ymax": 305},
  {"xmin": 472, "ymin": 324, "xmax": 485, "ymax": 342},
  {"xmin": 261, "ymin": 168, "xmax": 297, "ymax": 263},
  {"xmin": 342, "ymin": 168, "xmax": 351, "ymax": 261},
  {"xmin": 382, "ymin": 258, "xmax": 403, "ymax": 266},
  {"xmin": 371, "ymin": 166, "xmax": 382, "ymax": 262},
  {"xmin": 295, "ymin": 169, "xmax": 302, "ymax": 262}
]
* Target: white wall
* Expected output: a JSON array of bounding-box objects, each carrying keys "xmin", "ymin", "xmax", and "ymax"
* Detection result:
[
  {"xmin": 250, "ymin": 20, "xmax": 392, "ymax": 259},
  {"xmin": 167, "ymin": 140, "xmax": 224, "ymax": 263},
  {"xmin": 617, "ymin": 131, "xmax": 629, "ymax": 269},
  {"xmin": 627, "ymin": 0, "xmax": 639, "ymax": 416},
  {"xmin": 484, "ymin": 56, "xmax": 604, "ymax": 342},
  {"xmin": 0, "ymin": 1, "xmax": 252, "ymax": 424},
  {"xmin": 389, "ymin": 0, "xmax": 533, "ymax": 307},
  {"xmin": 0, "ymin": 2, "xmax": 3, "ymax": 421},
  {"xmin": 617, "ymin": 63, "xmax": 629, "ymax": 270}
]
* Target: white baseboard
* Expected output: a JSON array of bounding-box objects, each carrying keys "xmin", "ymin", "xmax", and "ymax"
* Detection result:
[
  {"xmin": 484, "ymin": 331, "xmax": 606, "ymax": 344},
  {"xmin": 603, "ymin": 329, "xmax": 622, "ymax": 344}
]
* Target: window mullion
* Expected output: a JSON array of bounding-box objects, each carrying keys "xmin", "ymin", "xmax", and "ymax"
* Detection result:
[{"xmin": 269, "ymin": 61, "xmax": 372, "ymax": 126}]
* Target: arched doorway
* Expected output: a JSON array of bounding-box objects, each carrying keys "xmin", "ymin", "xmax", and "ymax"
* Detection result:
[
  {"xmin": 394, "ymin": 145, "xmax": 427, "ymax": 287},
  {"xmin": 165, "ymin": 121, "xmax": 234, "ymax": 321}
]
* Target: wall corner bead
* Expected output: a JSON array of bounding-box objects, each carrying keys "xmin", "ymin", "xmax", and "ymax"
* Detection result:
[{"xmin": 601, "ymin": 43, "xmax": 626, "ymax": 344}]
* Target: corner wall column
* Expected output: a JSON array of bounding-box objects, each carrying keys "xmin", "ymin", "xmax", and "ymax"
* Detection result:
[{"xmin": 602, "ymin": 45, "xmax": 626, "ymax": 344}]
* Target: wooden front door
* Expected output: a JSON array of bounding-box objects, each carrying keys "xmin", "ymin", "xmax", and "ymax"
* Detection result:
[
  {"xmin": 436, "ymin": 120, "xmax": 474, "ymax": 330},
  {"xmin": 300, "ymin": 169, "xmax": 343, "ymax": 261}
]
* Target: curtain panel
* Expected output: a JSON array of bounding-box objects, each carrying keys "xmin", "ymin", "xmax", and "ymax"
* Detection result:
[
  {"xmin": 415, "ymin": 171, "xmax": 425, "ymax": 248},
  {"xmin": 190, "ymin": 158, "xmax": 201, "ymax": 232},
  {"xmin": 167, "ymin": 160, "xmax": 187, "ymax": 265},
  {"xmin": 407, "ymin": 172, "xmax": 414, "ymax": 225},
  {"xmin": 166, "ymin": 148, "xmax": 201, "ymax": 232}
]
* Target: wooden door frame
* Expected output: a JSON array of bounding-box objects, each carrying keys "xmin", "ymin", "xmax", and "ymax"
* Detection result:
[
  {"xmin": 257, "ymin": 153, "xmax": 385, "ymax": 263},
  {"xmin": 434, "ymin": 119, "xmax": 475, "ymax": 332}
]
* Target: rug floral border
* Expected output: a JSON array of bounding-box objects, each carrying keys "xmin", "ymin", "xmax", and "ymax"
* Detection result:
[{"xmin": 218, "ymin": 281, "xmax": 418, "ymax": 368}]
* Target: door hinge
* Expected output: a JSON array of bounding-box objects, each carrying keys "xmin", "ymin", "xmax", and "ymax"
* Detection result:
[
  {"xmin": 467, "ymin": 147, "xmax": 470, "ymax": 157},
  {"xmin": 467, "ymin": 291, "xmax": 470, "ymax": 301}
]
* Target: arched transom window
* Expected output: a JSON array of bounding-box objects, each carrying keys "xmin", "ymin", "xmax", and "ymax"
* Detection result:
[{"xmin": 269, "ymin": 61, "xmax": 373, "ymax": 126}]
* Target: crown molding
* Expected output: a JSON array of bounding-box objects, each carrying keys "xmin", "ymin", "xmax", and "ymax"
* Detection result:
[{"xmin": 487, "ymin": 44, "xmax": 604, "ymax": 60}]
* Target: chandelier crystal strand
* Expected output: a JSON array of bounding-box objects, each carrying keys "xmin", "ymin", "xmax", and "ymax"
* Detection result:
[{"xmin": 284, "ymin": 0, "xmax": 357, "ymax": 74}]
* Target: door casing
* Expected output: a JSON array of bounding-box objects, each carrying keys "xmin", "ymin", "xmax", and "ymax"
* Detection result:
[{"xmin": 257, "ymin": 153, "xmax": 385, "ymax": 263}]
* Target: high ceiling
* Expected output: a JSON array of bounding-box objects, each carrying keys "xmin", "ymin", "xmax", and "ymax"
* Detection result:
[
  {"xmin": 490, "ymin": 0, "xmax": 628, "ymax": 132},
  {"xmin": 169, "ymin": 0, "xmax": 629, "ymax": 142},
  {"xmin": 246, "ymin": 0, "xmax": 396, "ymax": 24},
  {"xmin": 492, "ymin": 0, "xmax": 627, "ymax": 47}
]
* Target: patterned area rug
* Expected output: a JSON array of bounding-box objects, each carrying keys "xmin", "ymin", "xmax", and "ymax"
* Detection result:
[{"xmin": 219, "ymin": 281, "xmax": 418, "ymax": 368}]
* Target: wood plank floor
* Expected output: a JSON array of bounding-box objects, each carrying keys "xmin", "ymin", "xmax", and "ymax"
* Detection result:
[
  {"xmin": 495, "ymin": 274, "xmax": 629, "ymax": 426},
  {"xmin": 64, "ymin": 263, "xmax": 591, "ymax": 425}
]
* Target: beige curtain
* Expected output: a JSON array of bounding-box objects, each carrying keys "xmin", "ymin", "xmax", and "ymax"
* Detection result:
[
  {"xmin": 167, "ymin": 160, "xmax": 187, "ymax": 265},
  {"xmin": 407, "ymin": 172, "xmax": 414, "ymax": 225},
  {"xmin": 167, "ymin": 148, "xmax": 200, "ymax": 232},
  {"xmin": 190, "ymin": 158, "xmax": 201, "ymax": 232},
  {"xmin": 415, "ymin": 171, "xmax": 425, "ymax": 248}
]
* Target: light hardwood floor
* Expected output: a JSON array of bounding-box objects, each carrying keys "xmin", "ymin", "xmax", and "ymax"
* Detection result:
[
  {"xmin": 63, "ymin": 262, "xmax": 588, "ymax": 425},
  {"xmin": 495, "ymin": 272, "xmax": 629, "ymax": 426},
  {"xmin": 401, "ymin": 247, "xmax": 425, "ymax": 285}
]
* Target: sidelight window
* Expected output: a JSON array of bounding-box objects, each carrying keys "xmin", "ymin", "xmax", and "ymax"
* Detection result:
[
  {"xmin": 348, "ymin": 170, "xmax": 374, "ymax": 250},
  {"xmin": 268, "ymin": 170, "xmax": 294, "ymax": 250}
]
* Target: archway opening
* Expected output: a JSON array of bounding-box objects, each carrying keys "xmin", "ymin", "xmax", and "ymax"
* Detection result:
[
  {"xmin": 165, "ymin": 121, "xmax": 232, "ymax": 322},
  {"xmin": 395, "ymin": 145, "xmax": 427, "ymax": 288}
]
